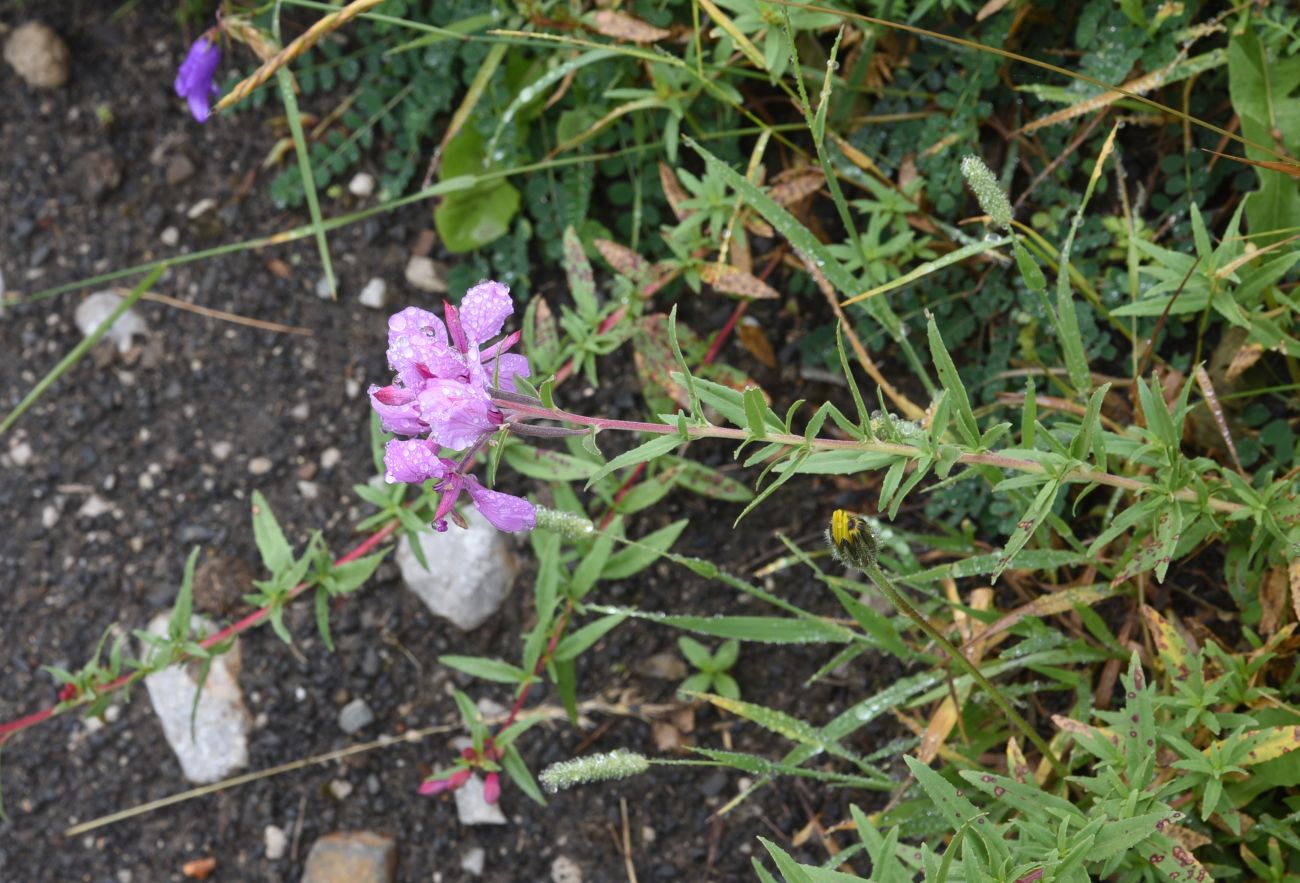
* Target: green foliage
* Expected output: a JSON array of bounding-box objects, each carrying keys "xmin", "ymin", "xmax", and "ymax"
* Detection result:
[{"xmin": 678, "ymin": 637, "xmax": 741, "ymax": 699}]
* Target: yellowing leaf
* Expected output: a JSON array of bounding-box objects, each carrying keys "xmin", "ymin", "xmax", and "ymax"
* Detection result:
[
  {"xmin": 1141, "ymin": 605, "xmax": 1190, "ymax": 680},
  {"xmin": 590, "ymin": 10, "xmax": 670, "ymax": 43}
]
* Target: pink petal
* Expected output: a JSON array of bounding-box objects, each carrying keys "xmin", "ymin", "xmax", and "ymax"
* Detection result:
[
  {"xmin": 465, "ymin": 477, "xmax": 536, "ymax": 532},
  {"xmin": 383, "ymin": 439, "xmax": 449, "ymax": 484},
  {"xmin": 459, "ymin": 281, "xmax": 513, "ymax": 344},
  {"xmin": 483, "ymin": 772, "xmax": 501, "ymax": 804},
  {"xmin": 418, "ymin": 379, "xmax": 498, "ymax": 450},
  {"xmin": 486, "ymin": 353, "xmax": 530, "ymax": 392},
  {"xmin": 369, "ymin": 385, "xmax": 427, "ymax": 436},
  {"xmin": 387, "ymin": 307, "xmax": 464, "ymax": 387}
]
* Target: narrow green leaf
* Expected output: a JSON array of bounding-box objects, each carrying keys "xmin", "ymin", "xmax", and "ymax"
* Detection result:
[
  {"xmin": 586, "ymin": 433, "xmax": 681, "ymax": 486},
  {"xmin": 168, "ymin": 548, "xmax": 201, "ymax": 643},
  {"xmin": 440, "ymin": 655, "xmax": 531, "ymax": 684},
  {"xmin": 504, "ymin": 444, "xmax": 600, "ymax": 481},
  {"xmin": 743, "ymin": 387, "xmax": 769, "ymax": 439},
  {"xmin": 601, "ymin": 519, "xmax": 688, "ymax": 579},
  {"xmin": 926, "ymin": 314, "xmax": 979, "ymax": 447},
  {"xmin": 251, "ymin": 491, "xmax": 293, "ymax": 575},
  {"xmin": 590, "ymin": 606, "xmax": 853, "ymax": 644},
  {"xmin": 554, "ymin": 614, "xmax": 627, "ymax": 661}
]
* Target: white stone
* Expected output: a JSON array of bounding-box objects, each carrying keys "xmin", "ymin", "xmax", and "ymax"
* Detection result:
[
  {"xmin": 338, "ymin": 698, "xmax": 374, "ymax": 734},
  {"xmin": 348, "ymin": 172, "xmax": 375, "ymax": 198},
  {"xmin": 4, "ymin": 22, "xmax": 70, "ymax": 89},
  {"xmin": 358, "ymin": 277, "xmax": 387, "ymax": 309},
  {"xmin": 551, "ymin": 856, "xmax": 583, "ymax": 883},
  {"xmin": 315, "ymin": 276, "xmax": 335, "ymax": 299},
  {"xmin": 186, "ymin": 198, "xmax": 217, "ymax": 219},
  {"xmin": 297, "ymin": 480, "xmax": 319, "ymax": 501},
  {"xmin": 160, "ymin": 226, "xmax": 179, "ymax": 247},
  {"xmin": 404, "ymin": 255, "xmax": 448, "ymax": 293},
  {"xmin": 320, "ymin": 447, "xmax": 342, "ymax": 470},
  {"xmin": 329, "ymin": 779, "xmax": 354, "ymax": 800},
  {"xmin": 9, "ymin": 440, "xmax": 33, "ymax": 467},
  {"xmin": 248, "ymin": 456, "xmax": 273, "ymax": 475},
  {"xmin": 289, "ymin": 402, "xmax": 310, "ymax": 421},
  {"xmin": 141, "ymin": 613, "xmax": 250, "ymax": 784},
  {"xmin": 454, "ymin": 774, "xmax": 507, "ymax": 826},
  {"xmin": 210, "ymin": 441, "xmax": 233, "ymax": 461},
  {"xmin": 74, "ymin": 291, "xmax": 149, "ymax": 353},
  {"xmin": 264, "ymin": 824, "xmax": 288, "ymax": 860},
  {"xmin": 396, "ymin": 511, "xmax": 520, "ymax": 631},
  {"xmin": 78, "ymin": 494, "xmax": 112, "ymax": 519},
  {"xmin": 460, "ymin": 847, "xmax": 486, "ymax": 877}
]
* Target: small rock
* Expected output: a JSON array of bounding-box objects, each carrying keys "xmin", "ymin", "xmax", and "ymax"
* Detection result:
[
  {"xmin": 635, "ymin": 652, "xmax": 688, "ymax": 681},
  {"xmin": 338, "ymin": 698, "xmax": 374, "ymax": 735},
  {"xmin": 320, "ymin": 447, "xmax": 342, "ymax": 470},
  {"xmin": 460, "ymin": 847, "xmax": 486, "ymax": 877},
  {"xmin": 76, "ymin": 149, "xmax": 124, "ymax": 203},
  {"xmin": 160, "ymin": 226, "xmax": 180, "ymax": 247},
  {"xmin": 193, "ymin": 554, "xmax": 254, "ymax": 617},
  {"xmin": 210, "ymin": 441, "xmax": 232, "ymax": 461},
  {"xmin": 4, "ymin": 22, "xmax": 70, "ymax": 89},
  {"xmin": 186, "ymin": 198, "xmax": 218, "ymax": 220},
  {"xmin": 290, "ymin": 402, "xmax": 310, "ymax": 421},
  {"xmin": 41, "ymin": 503, "xmax": 60, "ymax": 529},
  {"xmin": 78, "ymin": 494, "xmax": 111, "ymax": 519},
  {"xmin": 395, "ymin": 511, "xmax": 520, "ymax": 631},
  {"xmin": 403, "ymin": 256, "xmax": 448, "ymax": 294},
  {"xmin": 361, "ymin": 647, "xmax": 380, "ymax": 678},
  {"xmin": 165, "ymin": 154, "xmax": 196, "ymax": 187},
  {"xmin": 141, "ymin": 613, "xmax": 250, "ymax": 784},
  {"xmin": 366, "ymin": 774, "xmax": 381, "ymax": 796},
  {"xmin": 248, "ymin": 456, "xmax": 273, "ymax": 476},
  {"xmin": 297, "ymin": 480, "xmax": 319, "ymax": 501},
  {"xmin": 454, "ymin": 775, "xmax": 508, "ymax": 826},
  {"xmin": 75, "ymin": 291, "xmax": 149, "ymax": 353},
  {"xmin": 264, "ymin": 825, "xmax": 288, "ymax": 861},
  {"xmin": 329, "ymin": 779, "xmax": 354, "ymax": 800},
  {"xmin": 316, "ymin": 276, "xmax": 335, "ymax": 299},
  {"xmin": 551, "ymin": 856, "xmax": 583, "ymax": 883},
  {"xmin": 9, "ymin": 440, "xmax": 33, "ymax": 467},
  {"xmin": 358, "ymin": 277, "xmax": 387, "ymax": 309},
  {"xmin": 300, "ymin": 831, "xmax": 396, "ymax": 883},
  {"xmin": 348, "ymin": 173, "xmax": 375, "ymax": 198}
]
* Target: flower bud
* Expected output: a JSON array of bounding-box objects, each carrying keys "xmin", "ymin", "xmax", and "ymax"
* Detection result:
[
  {"xmin": 960, "ymin": 154, "xmax": 1013, "ymax": 230},
  {"xmin": 535, "ymin": 507, "xmax": 595, "ymax": 540},
  {"xmin": 826, "ymin": 509, "xmax": 878, "ymax": 570},
  {"xmin": 539, "ymin": 749, "xmax": 649, "ymax": 793}
]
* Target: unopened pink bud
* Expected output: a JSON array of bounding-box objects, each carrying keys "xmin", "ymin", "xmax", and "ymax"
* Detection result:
[{"xmin": 483, "ymin": 772, "xmax": 501, "ymax": 804}]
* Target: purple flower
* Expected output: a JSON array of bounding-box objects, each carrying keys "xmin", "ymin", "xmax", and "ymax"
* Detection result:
[
  {"xmin": 382, "ymin": 442, "xmax": 534, "ymax": 533},
  {"xmin": 368, "ymin": 282, "xmax": 531, "ymax": 447},
  {"xmin": 175, "ymin": 34, "xmax": 222, "ymax": 123}
]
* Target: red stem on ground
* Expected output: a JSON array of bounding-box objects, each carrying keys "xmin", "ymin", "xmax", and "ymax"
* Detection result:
[{"xmin": 0, "ymin": 520, "xmax": 400, "ymax": 744}]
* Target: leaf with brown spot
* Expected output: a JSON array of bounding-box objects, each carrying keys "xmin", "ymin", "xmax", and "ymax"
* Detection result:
[
  {"xmin": 736, "ymin": 316, "xmax": 777, "ymax": 368},
  {"xmin": 590, "ymin": 10, "xmax": 671, "ymax": 43},
  {"xmin": 1006, "ymin": 737, "xmax": 1031, "ymax": 784},
  {"xmin": 1210, "ymin": 726, "xmax": 1300, "ymax": 766},
  {"xmin": 698, "ymin": 263, "xmax": 780, "ymax": 300},
  {"xmin": 593, "ymin": 238, "xmax": 651, "ymax": 281}
]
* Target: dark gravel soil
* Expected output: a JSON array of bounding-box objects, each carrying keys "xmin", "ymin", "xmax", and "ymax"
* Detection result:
[{"xmin": 1, "ymin": 6, "xmax": 899, "ymax": 881}]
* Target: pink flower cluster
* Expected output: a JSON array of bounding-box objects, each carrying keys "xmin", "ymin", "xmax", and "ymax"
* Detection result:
[{"xmin": 369, "ymin": 281, "xmax": 535, "ymax": 533}]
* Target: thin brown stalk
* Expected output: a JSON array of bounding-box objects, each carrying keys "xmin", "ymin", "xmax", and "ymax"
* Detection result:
[{"xmin": 215, "ymin": 0, "xmax": 385, "ymax": 113}]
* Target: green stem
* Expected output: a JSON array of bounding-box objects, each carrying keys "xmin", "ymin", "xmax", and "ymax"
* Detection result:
[{"xmin": 860, "ymin": 559, "xmax": 1068, "ymax": 779}]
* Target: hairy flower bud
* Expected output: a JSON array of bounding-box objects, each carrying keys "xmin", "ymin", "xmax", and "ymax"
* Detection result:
[
  {"xmin": 535, "ymin": 507, "xmax": 595, "ymax": 540},
  {"xmin": 539, "ymin": 749, "xmax": 649, "ymax": 793},
  {"xmin": 960, "ymin": 154, "xmax": 1013, "ymax": 230}
]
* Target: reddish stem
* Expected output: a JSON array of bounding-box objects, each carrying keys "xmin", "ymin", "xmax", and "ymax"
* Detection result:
[
  {"xmin": 0, "ymin": 520, "xmax": 399, "ymax": 743},
  {"xmin": 494, "ymin": 602, "xmax": 573, "ymax": 736}
]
